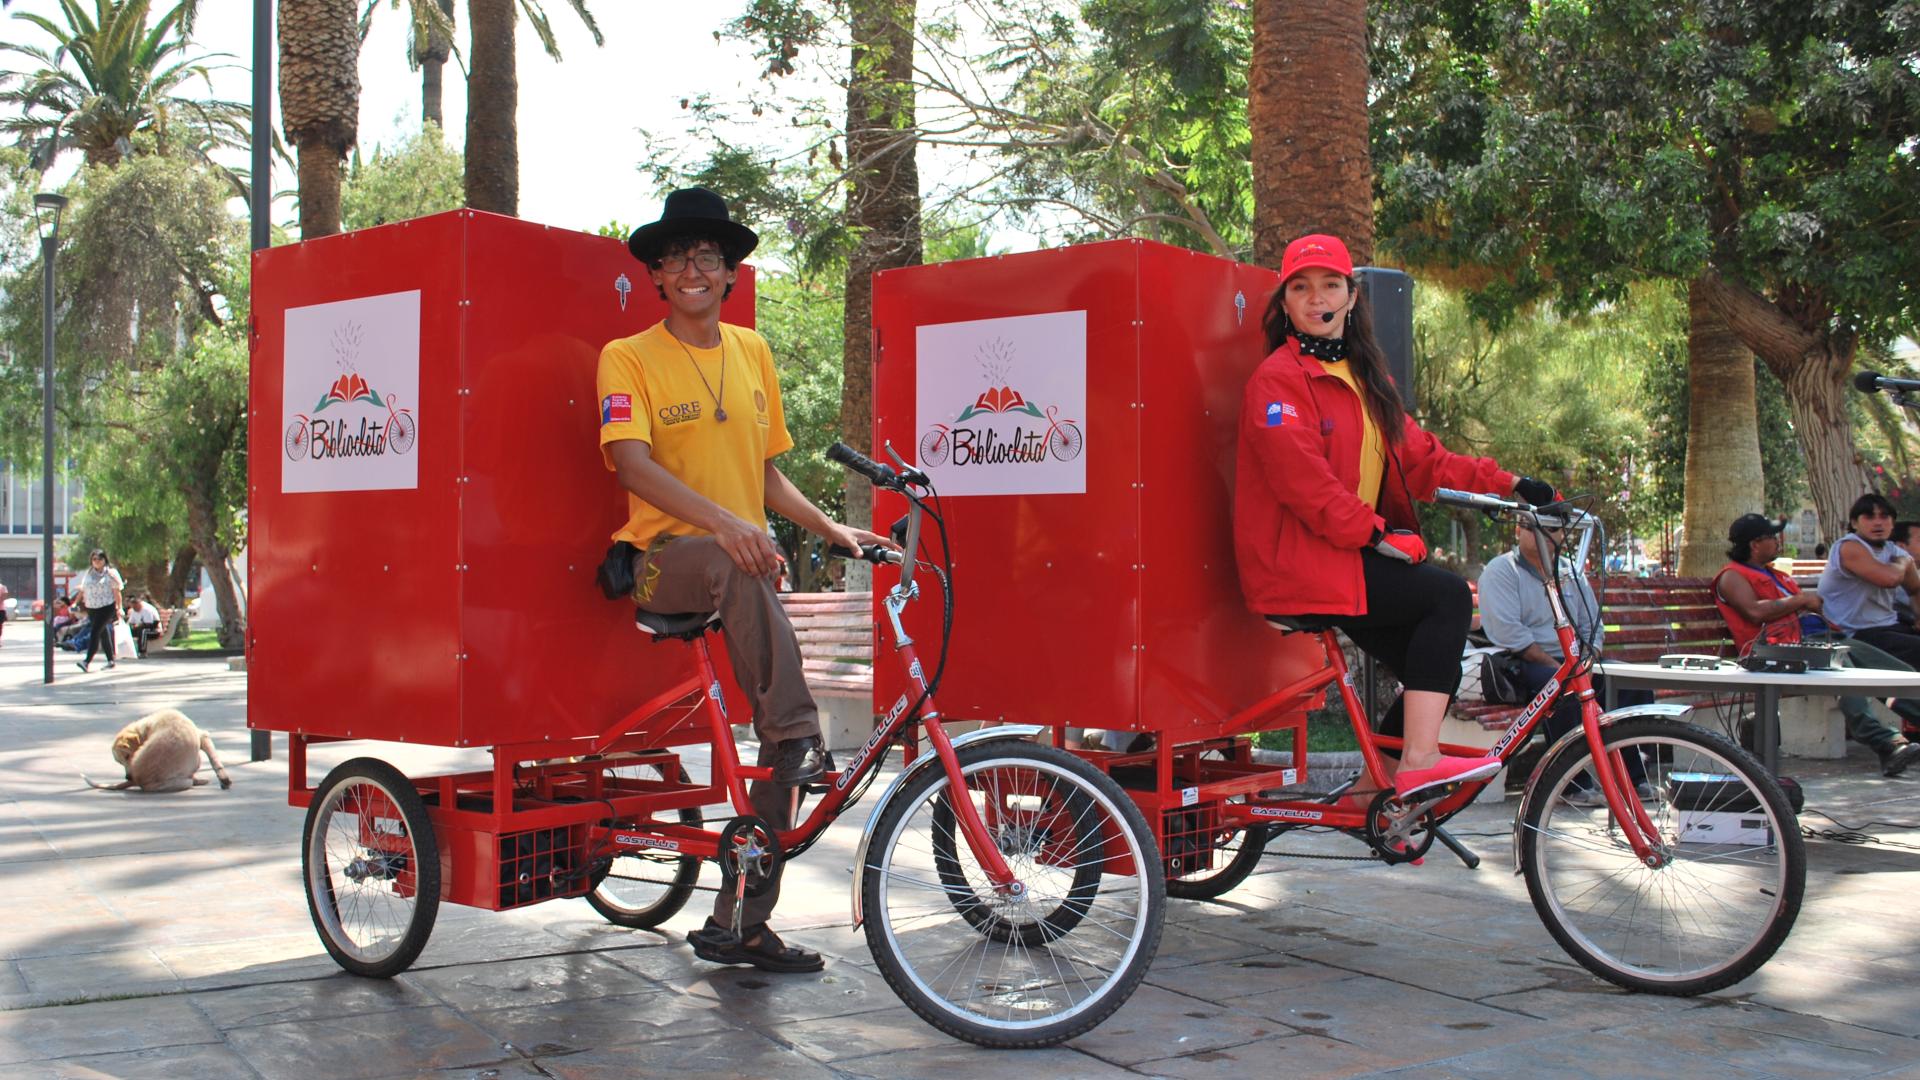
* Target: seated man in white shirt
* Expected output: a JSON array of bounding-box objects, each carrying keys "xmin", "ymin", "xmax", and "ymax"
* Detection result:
[{"xmin": 125, "ymin": 596, "xmax": 161, "ymax": 657}]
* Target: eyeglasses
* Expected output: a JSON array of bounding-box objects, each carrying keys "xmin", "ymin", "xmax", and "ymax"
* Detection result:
[{"xmin": 657, "ymin": 251, "xmax": 725, "ymax": 273}]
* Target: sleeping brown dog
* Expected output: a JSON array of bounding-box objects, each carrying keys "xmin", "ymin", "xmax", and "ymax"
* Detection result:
[{"xmin": 86, "ymin": 709, "xmax": 233, "ymax": 793}]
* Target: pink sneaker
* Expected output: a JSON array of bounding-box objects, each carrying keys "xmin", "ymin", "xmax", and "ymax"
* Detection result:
[{"xmin": 1394, "ymin": 754, "xmax": 1500, "ymax": 800}]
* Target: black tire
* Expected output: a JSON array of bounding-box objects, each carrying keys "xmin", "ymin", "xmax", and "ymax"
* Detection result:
[
  {"xmin": 1166, "ymin": 821, "xmax": 1270, "ymax": 900},
  {"xmin": 1519, "ymin": 717, "xmax": 1804, "ymax": 995},
  {"xmin": 585, "ymin": 763, "xmax": 701, "ymax": 929},
  {"xmin": 928, "ymin": 772, "xmax": 1101, "ymax": 944},
  {"xmin": 862, "ymin": 741, "xmax": 1164, "ymax": 1048},
  {"xmin": 302, "ymin": 758, "xmax": 440, "ymax": 978}
]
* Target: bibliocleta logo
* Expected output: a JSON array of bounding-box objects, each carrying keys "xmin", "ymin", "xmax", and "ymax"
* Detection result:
[
  {"xmin": 919, "ymin": 336, "xmax": 1082, "ymax": 469},
  {"xmin": 283, "ymin": 321, "xmax": 418, "ymax": 463}
]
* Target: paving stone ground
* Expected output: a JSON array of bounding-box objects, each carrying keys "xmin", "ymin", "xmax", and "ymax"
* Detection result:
[{"xmin": 3, "ymin": 623, "xmax": 1920, "ymax": 1078}]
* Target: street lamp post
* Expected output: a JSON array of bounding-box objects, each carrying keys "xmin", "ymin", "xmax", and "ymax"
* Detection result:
[{"xmin": 33, "ymin": 193, "xmax": 67, "ymax": 686}]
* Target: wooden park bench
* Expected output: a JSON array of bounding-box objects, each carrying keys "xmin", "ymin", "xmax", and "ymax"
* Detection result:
[
  {"xmin": 140, "ymin": 608, "xmax": 190, "ymax": 656},
  {"xmin": 1449, "ymin": 578, "xmax": 1744, "ymax": 778},
  {"xmin": 779, "ymin": 591, "xmax": 876, "ymax": 750}
]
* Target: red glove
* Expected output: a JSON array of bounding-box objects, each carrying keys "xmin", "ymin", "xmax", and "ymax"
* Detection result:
[{"xmin": 1372, "ymin": 529, "xmax": 1428, "ymax": 565}]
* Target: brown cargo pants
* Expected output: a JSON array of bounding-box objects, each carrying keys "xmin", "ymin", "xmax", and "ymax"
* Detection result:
[{"xmin": 632, "ymin": 535, "xmax": 820, "ymax": 927}]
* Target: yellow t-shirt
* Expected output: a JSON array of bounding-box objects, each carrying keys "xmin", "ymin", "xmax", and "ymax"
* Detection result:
[
  {"xmin": 1320, "ymin": 359, "xmax": 1385, "ymax": 510},
  {"xmin": 597, "ymin": 322, "xmax": 795, "ymax": 546}
]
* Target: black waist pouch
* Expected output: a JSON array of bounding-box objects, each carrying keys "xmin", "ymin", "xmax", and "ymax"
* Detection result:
[{"xmin": 595, "ymin": 540, "xmax": 638, "ymax": 600}]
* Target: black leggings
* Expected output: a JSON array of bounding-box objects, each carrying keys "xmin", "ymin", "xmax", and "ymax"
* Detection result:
[
  {"xmin": 83, "ymin": 605, "xmax": 116, "ymax": 664},
  {"xmin": 1317, "ymin": 550, "xmax": 1472, "ymax": 698},
  {"xmin": 1305, "ymin": 552, "xmax": 1472, "ymax": 746}
]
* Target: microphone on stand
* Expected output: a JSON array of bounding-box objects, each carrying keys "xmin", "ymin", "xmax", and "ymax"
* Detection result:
[{"xmin": 1854, "ymin": 370, "xmax": 1920, "ymax": 394}]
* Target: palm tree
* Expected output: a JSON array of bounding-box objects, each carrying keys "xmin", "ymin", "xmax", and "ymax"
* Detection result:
[
  {"xmin": 358, "ymin": 0, "xmax": 457, "ymax": 129},
  {"xmin": 279, "ymin": 0, "xmax": 360, "ymax": 238},
  {"xmin": 0, "ymin": 0, "xmax": 251, "ymax": 183},
  {"xmin": 464, "ymin": 0, "xmax": 602, "ymax": 216},
  {"xmin": 1248, "ymin": 0, "xmax": 1371, "ymax": 266}
]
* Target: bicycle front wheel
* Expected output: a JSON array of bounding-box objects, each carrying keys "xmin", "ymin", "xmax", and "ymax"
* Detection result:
[
  {"xmin": 1519, "ymin": 717, "xmax": 1804, "ymax": 995},
  {"xmin": 863, "ymin": 741, "xmax": 1164, "ymax": 1048}
]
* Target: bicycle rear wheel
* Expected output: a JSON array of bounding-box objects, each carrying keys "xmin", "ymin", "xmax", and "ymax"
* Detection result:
[
  {"xmin": 586, "ymin": 762, "xmax": 701, "ymax": 928},
  {"xmin": 863, "ymin": 741, "xmax": 1164, "ymax": 1048},
  {"xmin": 1519, "ymin": 717, "xmax": 1804, "ymax": 995}
]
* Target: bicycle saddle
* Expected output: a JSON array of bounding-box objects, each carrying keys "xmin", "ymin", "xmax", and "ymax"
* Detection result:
[
  {"xmin": 634, "ymin": 610, "xmax": 722, "ymax": 640},
  {"xmin": 1265, "ymin": 615, "xmax": 1335, "ymax": 634}
]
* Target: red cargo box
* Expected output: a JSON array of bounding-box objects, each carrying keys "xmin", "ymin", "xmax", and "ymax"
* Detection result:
[
  {"xmin": 248, "ymin": 209, "xmax": 755, "ymax": 749},
  {"xmin": 871, "ymin": 239, "xmax": 1322, "ymax": 743}
]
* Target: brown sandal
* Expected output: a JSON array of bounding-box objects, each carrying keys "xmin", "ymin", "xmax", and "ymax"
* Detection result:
[{"xmin": 687, "ymin": 919, "xmax": 824, "ymax": 973}]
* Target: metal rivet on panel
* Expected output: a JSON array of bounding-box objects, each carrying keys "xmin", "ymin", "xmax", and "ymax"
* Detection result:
[
  {"xmin": 383, "ymin": 565, "xmax": 389, "ymax": 572},
  {"xmin": 567, "ymin": 399, "xmax": 574, "ymax": 406},
  {"xmin": 311, "ymin": 564, "xmax": 317, "ymax": 572}
]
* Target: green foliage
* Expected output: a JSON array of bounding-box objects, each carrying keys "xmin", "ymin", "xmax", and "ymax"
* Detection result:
[
  {"xmin": 341, "ymin": 122, "xmax": 465, "ymax": 230},
  {"xmin": 691, "ymin": 0, "xmax": 1256, "ymax": 259},
  {"xmin": 756, "ymin": 270, "xmax": 845, "ymax": 580},
  {"xmin": 0, "ymin": 0, "xmax": 256, "ymax": 189},
  {"xmin": 1411, "ymin": 284, "xmax": 1684, "ymax": 566},
  {"xmin": 0, "ymin": 152, "xmax": 244, "ymax": 608},
  {"xmin": 0, "ymin": 154, "xmax": 236, "ymax": 470},
  {"xmin": 1373, "ymin": 0, "xmax": 1920, "ymax": 343}
]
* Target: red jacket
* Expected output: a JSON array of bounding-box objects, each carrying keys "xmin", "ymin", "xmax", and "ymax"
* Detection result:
[
  {"xmin": 1234, "ymin": 339, "xmax": 1513, "ymax": 615},
  {"xmin": 1713, "ymin": 560, "xmax": 1802, "ymax": 652}
]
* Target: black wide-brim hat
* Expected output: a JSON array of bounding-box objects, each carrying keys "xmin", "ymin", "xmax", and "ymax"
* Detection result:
[{"xmin": 626, "ymin": 187, "xmax": 759, "ymax": 265}]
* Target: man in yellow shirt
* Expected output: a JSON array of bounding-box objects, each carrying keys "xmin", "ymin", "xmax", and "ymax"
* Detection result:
[{"xmin": 599, "ymin": 187, "xmax": 890, "ymax": 973}]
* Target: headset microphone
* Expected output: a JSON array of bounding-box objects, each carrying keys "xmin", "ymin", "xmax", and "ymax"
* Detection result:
[{"xmin": 1320, "ymin": 311, "xmax": 1336, "ymax": 323}]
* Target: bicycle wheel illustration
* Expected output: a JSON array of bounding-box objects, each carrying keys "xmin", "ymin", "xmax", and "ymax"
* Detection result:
[
  {"xmin": 387, "ymin": 412, "xmax": 417, "ymax": 454},
  {"xmin": 283, "ymin": 418, "xmax": 311, "ymax": 461},
  {"xmin": 919, "ymin": 427, "xmax": 951, "ymax": 467},
  {"xmin": 1048, "ymin": 421, "xmax": 1083, "ymax": 462}
]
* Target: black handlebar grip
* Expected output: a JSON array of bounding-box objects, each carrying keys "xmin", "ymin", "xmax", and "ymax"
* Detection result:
[
  {"xmin": 826, "ymin": 441, "xmax": 897, "ymax": 487},
  {"xmin": 827, "ymin": 542, "xmax": 897, "ymax": 564}
]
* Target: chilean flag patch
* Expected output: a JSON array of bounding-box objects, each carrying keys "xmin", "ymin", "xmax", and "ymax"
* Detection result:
[
  {"xmin": 601, "ymin": 393, "xmax": 632, "ymax": 425},
  {"xmin": 1265, "ymin": 401, "xmax": 1298, "ymax": 427}
]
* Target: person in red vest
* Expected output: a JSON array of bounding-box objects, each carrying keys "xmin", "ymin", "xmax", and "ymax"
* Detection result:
[
  {"xmin": 1712, "ymin": 512, "xmax": 1920, "ymax": 776},
  {"xmin": 1234, "ymin": 233, "xmax": 1558, "ymax": 800}
]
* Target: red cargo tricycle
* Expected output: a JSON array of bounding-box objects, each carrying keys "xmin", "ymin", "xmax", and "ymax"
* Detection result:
[
  {"xmin": 1065, "ymin": 488, "xmax": 1805, "ymax": 995},
  {"xmin": 289, "ymin": 442, "xmax": 1165, "ymax": 1049}
]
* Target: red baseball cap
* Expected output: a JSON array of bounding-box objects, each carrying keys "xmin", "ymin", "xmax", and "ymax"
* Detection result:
[{"xmin": 1280, "ymin": 234, "xmax": 1355, "ymax": 282}]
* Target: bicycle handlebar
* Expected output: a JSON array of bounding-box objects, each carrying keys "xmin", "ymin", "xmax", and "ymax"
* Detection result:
[
  {"xmin": 1434, "ymin": 488, "xmax": 1587, "ymax": 530},
  {"xmin": 827, "ymin": 441, "xmax": 897, "ymax": 487},
  {"xmin": 828, "ymin": 542, "xmax": 903, "ymax": 565}
]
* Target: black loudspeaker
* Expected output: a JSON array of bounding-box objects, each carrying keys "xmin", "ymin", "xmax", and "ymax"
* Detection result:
[{"xmin": 1356, "ymin": 267, "xmax": 1415, "ymax": 411}]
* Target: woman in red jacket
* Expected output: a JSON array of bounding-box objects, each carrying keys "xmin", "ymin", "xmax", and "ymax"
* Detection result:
[{"xmin": 1235, "ymin": 234, "xmax": 1555, "ymax": 800}]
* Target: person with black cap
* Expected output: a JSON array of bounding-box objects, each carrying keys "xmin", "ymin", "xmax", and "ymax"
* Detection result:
[
  {"xmin": 1714, "ymin": 508, "xmax": 1920, "ymax": 776},
  {"xmin": 597, "ymin": 187, "xmax": 895, "ymax": 972}
]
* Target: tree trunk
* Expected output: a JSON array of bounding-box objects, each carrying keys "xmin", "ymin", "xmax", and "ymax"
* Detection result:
[
  {"xmin": 420, "ymin": 0, "xmax": 454, "ymax": 129},
  {"xmin": 294, "ymin": 145, "xmax": 345, "ymax": 238},
  {"xmin": 423, "ymin": 61, "xmax": 444, "ymax": 129},
  {"xmin": 465, "ymin": 0, "xmax": 518, "ymax": 216},
  {"xmin": 1677, "ymin": 279, "xmax": 1765, "ymax": 576},
  {"xmin": 277, "ymin": 0, "xmax": 359, "ymax": 239},
  {"xmin": 1698, "ymin": 271, "xmax": 1862, "ymax": 545},
  {"xmin": 162, "ymin": 545, "xmax": 198, "ymax": 607},
  {"xmin": 184, "ymin": 487, "xmax": 244, "ymax": 649},
  {"xmin": 1249, "ymin": 0, "xmax": 1372, "ymax": 268},
  {"xmin": 839, "ymin": 0, "xmax": 921, "ymax": 591}
]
